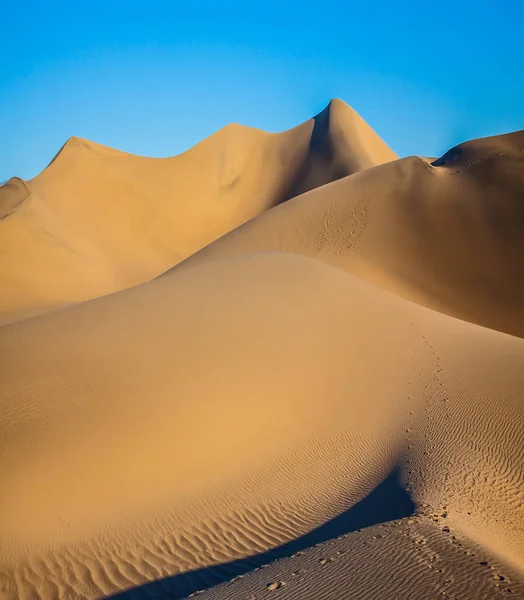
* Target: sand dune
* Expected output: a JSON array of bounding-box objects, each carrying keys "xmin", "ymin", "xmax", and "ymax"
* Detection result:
[
  {"xmin": 176, "ymin": 130, "xmax": 524, "ymax": 338},
  {"xmin": 203, "ymin": 518, "xmax": 524, "ymax": 600},
  {"xmin": 0, "ymin": 99, "xmax": 395, "ymax": 324},
  {"xmin": 1, "ymin": 101, "xmax": 523, "ymax": 600},
  {"xmin": 1, "ymin": 252, "xmax": 523, "ymax": 599}
]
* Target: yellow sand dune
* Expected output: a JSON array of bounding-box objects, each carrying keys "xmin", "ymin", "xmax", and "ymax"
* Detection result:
[
  {"xmin": 0, "ymin": 99, "xmax": 395, "ymax": 324},
  {"xmin": 0, "ymin": 103, "xmax": 523, "ymax": 600},
  {"xmin": 176, "ymin": 130, "xmax": 524, "ymax": 338},
  {"xmin": 0, "ymin": 253, "xmax": 522, "ymax": 599}
]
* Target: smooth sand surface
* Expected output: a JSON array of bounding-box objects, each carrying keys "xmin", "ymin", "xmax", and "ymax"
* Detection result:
[
  {"xmin": 0, "ymin": 99, "xmax": 395, "ymax": 324},
  {"xmin": 0, "ymin": 101, "xmax": 523, "ymax": 600},
  {"xmin": 176, "ymin": 130, "xmax": 524, "ymax": 338}
]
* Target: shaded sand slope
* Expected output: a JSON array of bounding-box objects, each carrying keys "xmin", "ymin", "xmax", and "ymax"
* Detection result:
[
  {"xmin": 0, "ymin": 99, "xmax": 396, "ymax": 323},
  {"xmin": 200, "ymin": 518, "xmax": 524, "ymax": 600},
  {"xmin": 1, "ymin": 253, "xmax": 523, "ymax": 599},
  {"xmin": 175, "ymin": 130, "xmax": 524, "ymax": 338}
]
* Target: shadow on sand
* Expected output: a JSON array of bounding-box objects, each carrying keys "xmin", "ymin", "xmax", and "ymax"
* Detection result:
[{"xmin": 108, "ymin": 468, "xmax": 414, "ymax": 599}]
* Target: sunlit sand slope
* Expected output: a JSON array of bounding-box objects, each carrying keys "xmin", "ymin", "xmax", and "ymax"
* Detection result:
[
  {"xmin": 1, "ymin": 253, "xmax": 522, "ymax": 599},
  {"xmin": 0, "ymin": 99, "xmax": 395, "ymax": 323},
  {"xmin": 177, "ymin": 130, "xmax": 524, "ymax": 337}
]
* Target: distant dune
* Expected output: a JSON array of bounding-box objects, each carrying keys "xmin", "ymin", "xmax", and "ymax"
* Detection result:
[
  {"xmin": 0, "ymin": 99, "xmax": 395, "ymax": 324},
  {"xmin": 176, "ymin": 130, "xmax": 524, "ymax": 338},
  {"xmin": 0, "ymin": 101, "xmax": 523, "ymax": 600}
]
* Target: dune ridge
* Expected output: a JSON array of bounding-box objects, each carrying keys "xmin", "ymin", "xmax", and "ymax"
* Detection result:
[
  {"xmin": 0, "ymin": 101, "xmax": 523, "ymax": 600},
  {"xmin": 0, "ymin": 178, "xmax": 30, "ymax": 217},
  {"xmin": 175, "ymin": 130, "xmax": 524, "ymax": 338},
  {"xmin": 0, "ymin": 99, "xmax": 396, "ymax": 324},
  {"xmin": 1, "ymin": 252, "xmax": 523, "ymax": 599}
]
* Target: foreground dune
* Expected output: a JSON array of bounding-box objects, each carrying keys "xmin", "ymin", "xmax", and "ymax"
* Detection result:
[
  {"xmin": 0, "ymin": 99, "xmax": 395, "ymax": 324},
  {"xmin": 1, "ymin": 252, "xmax": 523, "ymax": 599},
  {"xmin": 202, "ymin": 517, "xmax": 524, "ymax": 600},
  {"xmin": 1, "ymin": 103, "xmax": 523, "ymax": 600}
]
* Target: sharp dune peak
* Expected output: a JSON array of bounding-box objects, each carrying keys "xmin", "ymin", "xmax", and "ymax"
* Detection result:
[
  {"xmin": 1, "ymin": 96, "xmax": 524, "ymax": 600},
  {"xmin": 0, "ymin": 98, "xmax": 397, "ymax": 323},
  {"xmin": 38, "ymin": 136, "xmax": 131, "ymax": 176},
  {"xmin": 32, "ymin": 98, "xmax": 384, "ymax": 180},
  {"xmin": 315, "ymin": 96, "xmax": 361, "ymax": 121}
]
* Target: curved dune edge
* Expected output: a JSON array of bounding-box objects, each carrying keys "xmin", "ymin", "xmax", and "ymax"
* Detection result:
[
  {"xmin": 174, "ymin": 130, "xmax": 524, "ymax": 338},
  {"xmin": 0, "ymin": 99, "xmax": 396, "ymax": 324},
  {"xmin": 1, "ymin": 106, "xmax": 523, "ymax": 600},
  {"xmin": 0, "ymin": 177, "xmax": 29, "ymax": 217},
  {"xmin": 201, "ymin": 519, "xmax": 524, "ymax": 600},
  {"xmin": 1, "ymin": 252, "xmax": 523, "ymax": 599}
]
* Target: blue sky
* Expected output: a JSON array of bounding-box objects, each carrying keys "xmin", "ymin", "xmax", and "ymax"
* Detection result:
[{"xmin": 2, "ymin": 0, "xmax": 523, "ymax": 181}]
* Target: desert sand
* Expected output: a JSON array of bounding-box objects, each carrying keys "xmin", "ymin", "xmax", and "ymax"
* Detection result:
[
  {"xmin": 0, "ymin": 100, "xmax": 523, "ymax": 600},
  {"xmin": 0, "ymin": 99, "xmax": 395, "ymax": 324}
]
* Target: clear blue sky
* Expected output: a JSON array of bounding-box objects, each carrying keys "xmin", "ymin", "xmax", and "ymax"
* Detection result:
[{"xmin": 2, "ymin": 0, "xmax": 523, "ymax": 182}]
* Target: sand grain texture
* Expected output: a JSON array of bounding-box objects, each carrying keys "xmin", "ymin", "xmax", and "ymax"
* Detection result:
[{"xmin": 0, "ymin": 102, "xmax": 523, "ymax": 600}]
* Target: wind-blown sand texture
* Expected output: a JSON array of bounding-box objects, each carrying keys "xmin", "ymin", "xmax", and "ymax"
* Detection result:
[{"xmin": 0, "ymin": 100, "xmax": 523, "ymax": 600}]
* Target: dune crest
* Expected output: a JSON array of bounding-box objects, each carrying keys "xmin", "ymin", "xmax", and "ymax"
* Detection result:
[
  {"xmin": 0, "ymin": 177, "xmax": 29, "ymax": 217},
  {"xmin": 0, "ymin": 99, "xmax": 396, "ymax": 324},
  {"xmin": 1, "ymin": 101, "xmax": 523, "ymax": 600},
  {"xmin": 176, "ymin": 130, "xmax": 524, "ymax": 337},
  {"xmin": 0, "ymin": 253, "xmax": 523, "ymax": 599}
]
